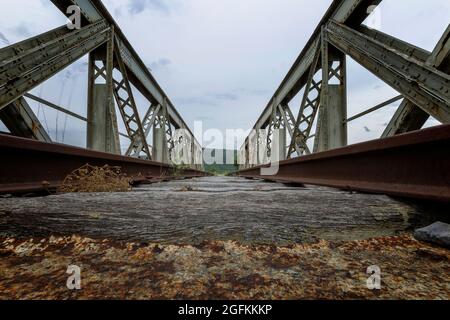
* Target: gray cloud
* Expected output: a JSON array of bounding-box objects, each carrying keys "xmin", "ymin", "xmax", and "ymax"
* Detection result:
[
  {"xmin": 178, "ymin": 91, "xmax": 240, "ymax": 107},
  {"xmin": 10, "ymin": 23, "xmax": 32, "ymax": 37},
  {"xmin": 236, "ymin": 88, "xmax": 270, "ymax": 96},
  {"xmin": 177, "ymin": 96, "xmax": 218, "ymax": 107},
  {"xmin": 0, "ymin": 32, "xmax": 10, "ymax": 45},
  {"xmin": 128, "ymin": 0, "xmax": 169, "ymax": 15},
  {"xmin": 208, "ymin": 93, "xmax": 238, "ymax": 101},
  {"xmin": 149, "ymin": 58, "xmax": 172, "ymax": 71}
]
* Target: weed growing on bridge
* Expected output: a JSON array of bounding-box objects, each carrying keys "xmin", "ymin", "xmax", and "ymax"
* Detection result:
[{"xmin": 59, "ymin": 164, "xmax": 131, "ymax": 193}]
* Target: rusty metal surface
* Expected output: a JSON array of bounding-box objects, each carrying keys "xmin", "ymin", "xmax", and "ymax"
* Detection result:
[
  {"xmin": 0, "ymin": 234, "xmax": 449, "ymax": 299},
  {"xmin": 0, "ymin": 134, "xmax": 208, "ymax": 194},
  {"xmin": 237, "ymin": 124, "xmax": 450, "ymax": 202}
]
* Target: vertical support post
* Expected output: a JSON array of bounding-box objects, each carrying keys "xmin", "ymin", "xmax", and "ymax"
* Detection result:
[
  {"xmin": 315, "ymin": 28, "xmax": 330, "ymax": 153},
  {"xmin": 245, "ymin": 142, "xmax": 250, "ymax": 169},
  {"xmin": 249, "ymin": 129, "xmax": 258, "ymax": 166},
  {"xmin": 191, "ymin": 141, "xmax": 195, "ymax": 170},
  {"xmin": 87, "ymin": 52, "xmax": 96, "ymax": 150},
  {"xmin": 162, "ymin": 98, "xmax": 175, "ymax": 163},
  {"xmin": 153, "ymin": 126, "xmax": 168, "ymax": 163},
  {"xmin": 105, "ymin": 27, "xmax": 120, "ymax": 154},
  {"xmin": 86, "ymin": 27, "xmax": 120, "ymax": 154},
  {"xmin": 257, "ymin": 128, "xmax": 268, "ymax": 165},
  {"xmin": 152, "ymin": 105, "xmax": 170, "ymax": 164},
  {"xmin": 287, "ymin": 42, "xmax": 321, "ymax": 158},
  {"xmin": 271, "ymin": 128, "xmax": 286, "ymax": 163},
  {"xmin": 328, "ymin": 52, "xmax": 347, "ymax": 149}
]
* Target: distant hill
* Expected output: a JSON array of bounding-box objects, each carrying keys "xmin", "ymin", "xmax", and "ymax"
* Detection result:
[{"xmin": 203, "ymin": 149, "xmax": 238, "ymax": 175}]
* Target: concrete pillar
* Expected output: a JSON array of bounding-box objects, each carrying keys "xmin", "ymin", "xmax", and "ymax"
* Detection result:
[
  {"xmin": 86, "ymin": 35, "xmax": 120, "ymax": 154},
  {"xmin": 196, "ymin": 146, "xmax": 203, "ymax": 171},
  {"xmin": 153, "ymin": 127, "xmax": 168, "ymax": 163},
  {"xmin": 315, "ymin": 27, "xmax": 347, "ymax": 152},
  {"xmin": 249, "ymin": 130, "xmax": 258, "ymax": 166},
  {"xmin": 257, "ymin": 129, "xmax": 268, "ymax": 165},
  {"xmin": 271, "ymin": 128, "xmax": 286, "ymax": 163},
  {"xmin": 87, "ymin": 84, "xmax": 120, "ymax": 154},
  {"xmin": 326, "ymin": 85, "xmax": 347, "ymax": 149},
  {"xmin": 183, "ymin": 135, "xmax": 191, "ymax": 165}
]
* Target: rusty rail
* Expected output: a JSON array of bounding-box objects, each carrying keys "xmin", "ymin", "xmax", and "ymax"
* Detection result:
[
  {"xmin": 237, "ymin": 124, "xmax": 450, "ymax": 202},
  {"xmin": 0, "ymin": 134, "xmax": 208, "ymax": 194}
]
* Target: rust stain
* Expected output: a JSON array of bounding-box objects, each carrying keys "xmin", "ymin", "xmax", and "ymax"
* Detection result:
[{"xmin": 0, "ymin": 234, "xmax": 449, "ymax": 300}]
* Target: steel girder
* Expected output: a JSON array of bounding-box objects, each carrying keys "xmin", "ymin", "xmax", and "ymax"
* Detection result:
[
  {"xmin": 277, "ymin": 104, "xmax": 300, "ymax": 155},
  {"xmin": 0, "ymin": 20, "xmax": 110, "ymax": 111},
  {"xmin": 237, "ymin": 124, "xmax": 450, "ymax": 202},
  {"xmin": 241, "ymin": 0, "xmax": 450, "ymax": 165},
  {"xmin": 245, "ymin": 0, "xmax": 380, "ymax": 136},
  {"xmin": 326, "ymin": 20, "xmax": 450, "ymax": 123},
  {"xmin": 287, "ymin": 45, "xmax": 321, "ymax": 158},
  {"xmin": 0, "ymin": 97, "xmax": 51, "ymax": 142},
  {"xmin": 241, "ymin": 0, "xmax": 381, "ymax": 163},
  {"xmin": 0, "ymin": 0, "xmax": 201, "ymax": 164},
  {"xmin": 382, "ymin": 25, "xmax": 450, "ymax": 137},
  {"xmin": 314, "ymin": 28, "xmax": 348, "ymax": 153},
  {"xmin": 50, "ymin": 0, "xmax": 202, "ymax": 156},
  {"xmin": 345, "ymin": 95, "xmax": 403, "ymax": 123},
  {"xmin": 24, "ymin": 93, "xmax": 88, "ymax": 122},
  {"xmin": 262, "ymin": 103, "xmax": 292, "ymax": 163},
  {"xmin": 160, "ymin": 99, "xmax": 176, "ymax": 161},
  {"xmin": 87, "ymin": 41, "xmax": 121, "ymax": 154},
  {"xmin": 265, "ymin": 102, "xmax": 284, "ymax": 159},
  {"xmin": 112, "ymin": 37, "xmax": 151, "ymax": 159}
]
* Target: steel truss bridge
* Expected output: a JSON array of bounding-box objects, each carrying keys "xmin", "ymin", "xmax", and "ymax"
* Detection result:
[{"xmin": 0, "ymin": 0, "xmax": 449, "ymax": 201}]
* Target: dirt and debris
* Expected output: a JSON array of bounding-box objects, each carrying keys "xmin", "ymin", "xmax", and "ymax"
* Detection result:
[
  {"xmin": 59, "ymin": 164, "xmax": 132, "ymax": 193},
  {"xmin": 0, "ymin": 234, "xmax": 448, "ymax": 300}
]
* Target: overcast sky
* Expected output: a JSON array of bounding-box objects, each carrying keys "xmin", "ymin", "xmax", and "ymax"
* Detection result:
[{"xmin": 0, "ymin": 0, "xmax": 449, "ymax": 151}]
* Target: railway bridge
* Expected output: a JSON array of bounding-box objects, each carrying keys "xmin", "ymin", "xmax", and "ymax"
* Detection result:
[
  {"xmin": 0, "ymin": 0, "xmax": 449, "ymax": 300},
  {"xmin": 0, "ymin": 0, "xmax": 448, "ymax": 201}
]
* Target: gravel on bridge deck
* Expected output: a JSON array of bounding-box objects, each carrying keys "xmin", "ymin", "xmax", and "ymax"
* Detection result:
[{"xmin": 0, "ymin": 177, "xmax": 448, "ymax": 299}]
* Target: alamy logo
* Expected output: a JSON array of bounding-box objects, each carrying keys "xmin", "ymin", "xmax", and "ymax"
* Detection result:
[
  {"xmin": 366, "ymin": 265, "xmax": 381, "ymax": 290},
  {"xmin": 67, "ymin": 5, "xmax": 81, "ymax": 30},
  {"xmin": 66, "ymin": 265, "xmax": 82, "ymax": 290}
]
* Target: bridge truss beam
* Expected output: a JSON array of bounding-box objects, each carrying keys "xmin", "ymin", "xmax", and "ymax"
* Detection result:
[
  {"xmin": 0, "ymin": 98, "xmax": 51, "ymax": 142},
  {"xmin": 50, "ymin": 0, "xmax": 202, "ymax": 160},
  {"xmin": 241, "ymin": 0, "xmax": 450, "ymax": 169},
  {"xmin": 0, "ymin": 0, "xmax": 202, "ymax": 168},
  {"xmin": 382, "ymin": 25, "xmax": 450, "ymax": 137}
]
